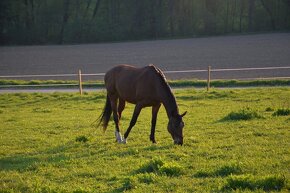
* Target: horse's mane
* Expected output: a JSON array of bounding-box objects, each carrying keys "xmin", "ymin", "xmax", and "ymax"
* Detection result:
[
  {"xmin": 149, "ymin": 64, "xmax": 178, "ymax": 113},
  {"xmin": 149, "ymin": 64, "xmax": 170, "ymax": 89},
  {"xmin": 149, "ymin": 64, "xmax": 167, "ymax": 81}
]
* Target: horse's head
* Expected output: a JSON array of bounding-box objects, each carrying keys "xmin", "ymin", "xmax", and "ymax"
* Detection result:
[{"xmin": 168, "ymin": 111, "xmax": 187, "ymax": 145}]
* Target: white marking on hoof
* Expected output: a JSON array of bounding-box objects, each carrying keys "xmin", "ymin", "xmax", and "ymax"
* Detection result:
[
  {"xmin": 122, "ymin": 138, "xmax": 127, "ymax": 144},
  {"xmin": 115, "ymin": 131, "xmax": 123, "ymax": 143}
]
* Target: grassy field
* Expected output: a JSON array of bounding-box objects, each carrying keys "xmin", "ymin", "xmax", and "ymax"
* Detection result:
[
  {"xmin": 1, "ymin": 79, "xmax": 290, "ymax": 89},
  {"xmin": 0, "ymin": 88, "xmax": 289, "ymax": 192}
]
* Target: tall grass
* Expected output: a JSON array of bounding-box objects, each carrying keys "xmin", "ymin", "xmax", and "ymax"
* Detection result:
[
  {"xmin": 272, "ymin": 108, "xmax": 290, "ymax": 116},
  {"xmin": 224, "ymin": 175, "xmax": 286, "ymax": 191},
  {"xmin": 221, "ymin": 108, "xmax": 263, "ymax": 121}
]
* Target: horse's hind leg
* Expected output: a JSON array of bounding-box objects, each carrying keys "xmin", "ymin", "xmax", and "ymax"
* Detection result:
[
  {"xmin": 109, "ymin": 94, "xmax": 123, "ymax": 143},
  {"xmin": 118, "ymin": 99, "xmax": 126, "ymax": 119}
]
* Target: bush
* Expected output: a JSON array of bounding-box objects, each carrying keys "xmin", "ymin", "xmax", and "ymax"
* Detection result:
[
  {"xmin": 136, "ymin": 173, "xmax": 157, "ymax": 184},
  {"xmin": 223, "ymin": 175, "xmax": 286, "ymax": 191},
  {"xmin": 265, "ymin": 107, "xmax": 274, "ymax": 112},
  {"xmin": 136, "ymin": 158, "xmax": 164, "ymax": 174},
  {"xmin": 122, "ymin": 177, "xmax": 138, "ymax": 191},
  {"xmin": 222, "ymin": 108, "xmax": 263, "ymax": 121},
  {"xmin": 136, "ymin": 158, "xmax": 183, "ymax": 177},
  {"xmin": 194, "ymin": 164, "xmax": 242, "ymax": 178},
  {"xmin": 213, "ymin": 164, "xmax": 243, "ymax": 177},
  {"xmin": 75, "ymin": 135, "xmax": 89, "ymax": 143},
  {"xmin": 33, "ymin": 108, "xmax": 52, "ymax": 113},
  {"xmin": 159, "ymin": 163, "xmax": 183, "ymax": 177},
  {"xmin": 272, "ymin": 108, "xmax": 290, "ymax": 116},
  {"xmin": 194, "ymin": 170, "xmax": 212, "ymax": 178}
]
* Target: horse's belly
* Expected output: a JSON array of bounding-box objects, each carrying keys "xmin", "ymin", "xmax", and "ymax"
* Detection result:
[
  {"xmin": 118, "ymin": 90, "xmax": 159, "ymax": 106},
  {"xmin": 117, "ymin": 88, "xmax": 138, "ymax": 104},
  {"xmin": 121, "ymin": 95, "xmax": 137, "ymax": 104}
]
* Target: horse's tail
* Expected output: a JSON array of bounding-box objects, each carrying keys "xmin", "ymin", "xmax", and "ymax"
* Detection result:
[{"xmin": 98, "ymin": 94, "xmax": 112, "ymax": 131}]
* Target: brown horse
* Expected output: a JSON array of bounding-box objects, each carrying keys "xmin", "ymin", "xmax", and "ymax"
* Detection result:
[{"xmin": 98, "ymin": 64, "xmax": 186, "ymax": 145}]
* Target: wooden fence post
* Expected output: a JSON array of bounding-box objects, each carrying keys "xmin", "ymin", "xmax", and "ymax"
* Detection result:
[
  {"xmin": 207, "ymin": 66, "xmax": 211, "ymax": 91},
  {"xmin": 78, "ymin": 69, "xmax": 83, "ymax": 95}
]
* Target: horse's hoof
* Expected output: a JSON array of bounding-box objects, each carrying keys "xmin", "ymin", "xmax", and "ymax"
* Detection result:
[
  {"xmin": 122, "ymin": 138, "xmax": 127, "ymax": 144},
  {"xmin": 115, "ymin": 131, "xmax": 123, "ymax": 143}
]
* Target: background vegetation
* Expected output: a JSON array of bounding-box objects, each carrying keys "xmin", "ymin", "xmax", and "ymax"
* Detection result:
[
  {"xmin": 1, "ymin": 0, "xmax": 290, "ymax": 45},
  {"xmin": 0, "ymin": 88, "xmax": 289, "ymax": 192}
]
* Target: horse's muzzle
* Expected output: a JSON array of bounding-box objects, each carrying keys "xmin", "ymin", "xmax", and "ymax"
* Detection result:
[{"xmin": 174, "ymin": 139, "xmax": 183, "ymax": 146}]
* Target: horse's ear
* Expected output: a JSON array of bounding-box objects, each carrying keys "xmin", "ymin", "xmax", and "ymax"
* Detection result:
[{"xmin": 181, "ymin": 111, "xmax": 187, "ymax": 117}]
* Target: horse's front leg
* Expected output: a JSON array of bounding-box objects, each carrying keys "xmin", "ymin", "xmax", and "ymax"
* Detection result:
[
  {"xmin": 150, "ymin": 103, "xmax": 161, "ymax": 143},
  {"xmin": 123, "ymin": 103, "xmax": 143, "ymax": 143}
]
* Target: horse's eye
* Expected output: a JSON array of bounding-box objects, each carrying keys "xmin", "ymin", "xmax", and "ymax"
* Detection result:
[{"xmin": 179, "ymin": 122, "xmax": 184, "ymax": 128}]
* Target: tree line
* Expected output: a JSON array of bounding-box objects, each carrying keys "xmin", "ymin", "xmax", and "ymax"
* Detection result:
[{"xmin": 0, "ymin": 0, "xmax": 290, "ymax": 45}]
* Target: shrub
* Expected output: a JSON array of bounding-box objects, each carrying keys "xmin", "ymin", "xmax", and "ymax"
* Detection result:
[
  {"xmin": 223, "ymin": 175, "xmax": 286, "ymax": 191},
  {"xmin": 260, "ymin": 176, "xmax": 287, "ymax": 191},
  {"xmin": 137, "ymin": 173, "xmax": 156, "ymax": 184},
  {"xmin": 272, "ymin": 108, "xmax": 290, "ymax": 116},
  {"xmin": 213, "ymin": 164, "xmax": 242, "ymax": 177},
  {"xmin": 159, "ymin": 162, "xmax": 183, "ymax": 176},
  {"xmin": 222, "ymin": 108, "xmax": 263, "ymax": 121},
  {"xmin": 194, "ymin": 164, "xmax": 242, "ymax": 178},
  {"xmin": 75, "ymin": 135, "xmax": 89, "ymax": 143},
  {"xmin": 33, "ymin": 108, "xmax": 51, "ymax": 113},
  {"xmin": 136, "ymin": 158, "xmax": 183, "ymax": 177},
  {"xmin": 224, "ymin": 175, "xmax": 254, "ymax": 190},
  {"xmin": 194, "ymin": 170, "xmax": 212, "ymax": 178},
  {"xmin": 122, "ymin": 177, "xmax": 138, "ymax": 191},
  {"xmin": 136, "ymin": 158, "xmax": 164, "ymax": 174},
  {"xmin": 265, "ymin": 107, "xmax": 274, "ymax": 112}
]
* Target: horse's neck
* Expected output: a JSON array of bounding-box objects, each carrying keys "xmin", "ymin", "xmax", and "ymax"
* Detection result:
[
  {"xmin": 152, "ymin": 67, "xmax": 179, "ymax": 118},
  {"xmin": 159, "ymin": 87, "xmax": 179, "ymax": 118}
]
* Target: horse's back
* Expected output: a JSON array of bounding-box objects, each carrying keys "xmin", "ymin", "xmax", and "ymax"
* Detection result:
[
  {"xmin": 105, "ymin": 64, "xmax": 160, "ymax": 104},
  {"xmin": 104, "ymin": 64, "xmax": 139, "ymax": 92}
]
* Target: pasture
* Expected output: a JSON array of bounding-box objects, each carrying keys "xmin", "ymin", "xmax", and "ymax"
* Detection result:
[{"xmin": 0, "ymin": 88, "xmax": 289, "ymax": 192}]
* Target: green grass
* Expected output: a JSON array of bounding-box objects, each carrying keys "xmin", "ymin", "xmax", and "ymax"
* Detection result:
[
  {"xmin": 0, "ymin": 88, "xmax": 289, "ymax": 192},
  {"xmin": 0, "ymin": 79, "xmax": 104, "ymax": 89},
  {"xmin": 169, "ymin": 79, "xmax": 290, "ymax": 87},
  {"xmin": 1, "ymin": 78, "xmax": 290, "ymax": 89}
]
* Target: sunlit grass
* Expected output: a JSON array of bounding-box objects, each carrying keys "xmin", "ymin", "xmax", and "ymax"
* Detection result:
[
  {"xmin": 1, "ymin": 78, "xmax": 290, "ymax": 88},
  {"xmin": 0, "ymin": 88, "xmax": 289, "ymax": 192}
]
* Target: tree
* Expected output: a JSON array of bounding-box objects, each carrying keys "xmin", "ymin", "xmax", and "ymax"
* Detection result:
[
  {"xmin": 1, "ymin": 0, "xmax": 290, "ymax": 45},
  {"xmin": 260, "ymin": 0, "xmax": 276, "ymax": 30},
  {"xmin": 248, "ymin": 0, "xmax": 255, "ymax": 31},
  {"xmin": 92, "ymin": 0, "xmax": 101, "ymax": 19},
  {"xmin": 59, "ymin": 0, "xmax": 70, "ymax": 44},
  {"xmin": 239, "ymin": 0, "xmax": 247, "ymax": 32},
  {"xmin": 204, "ymin": 0, "xmax": 219, "ymax": 34}
]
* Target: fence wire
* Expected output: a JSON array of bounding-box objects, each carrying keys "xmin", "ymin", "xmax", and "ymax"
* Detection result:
[{"xmin": 0, "ymin": 66, "xmax": 289, "ymax": 89}]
